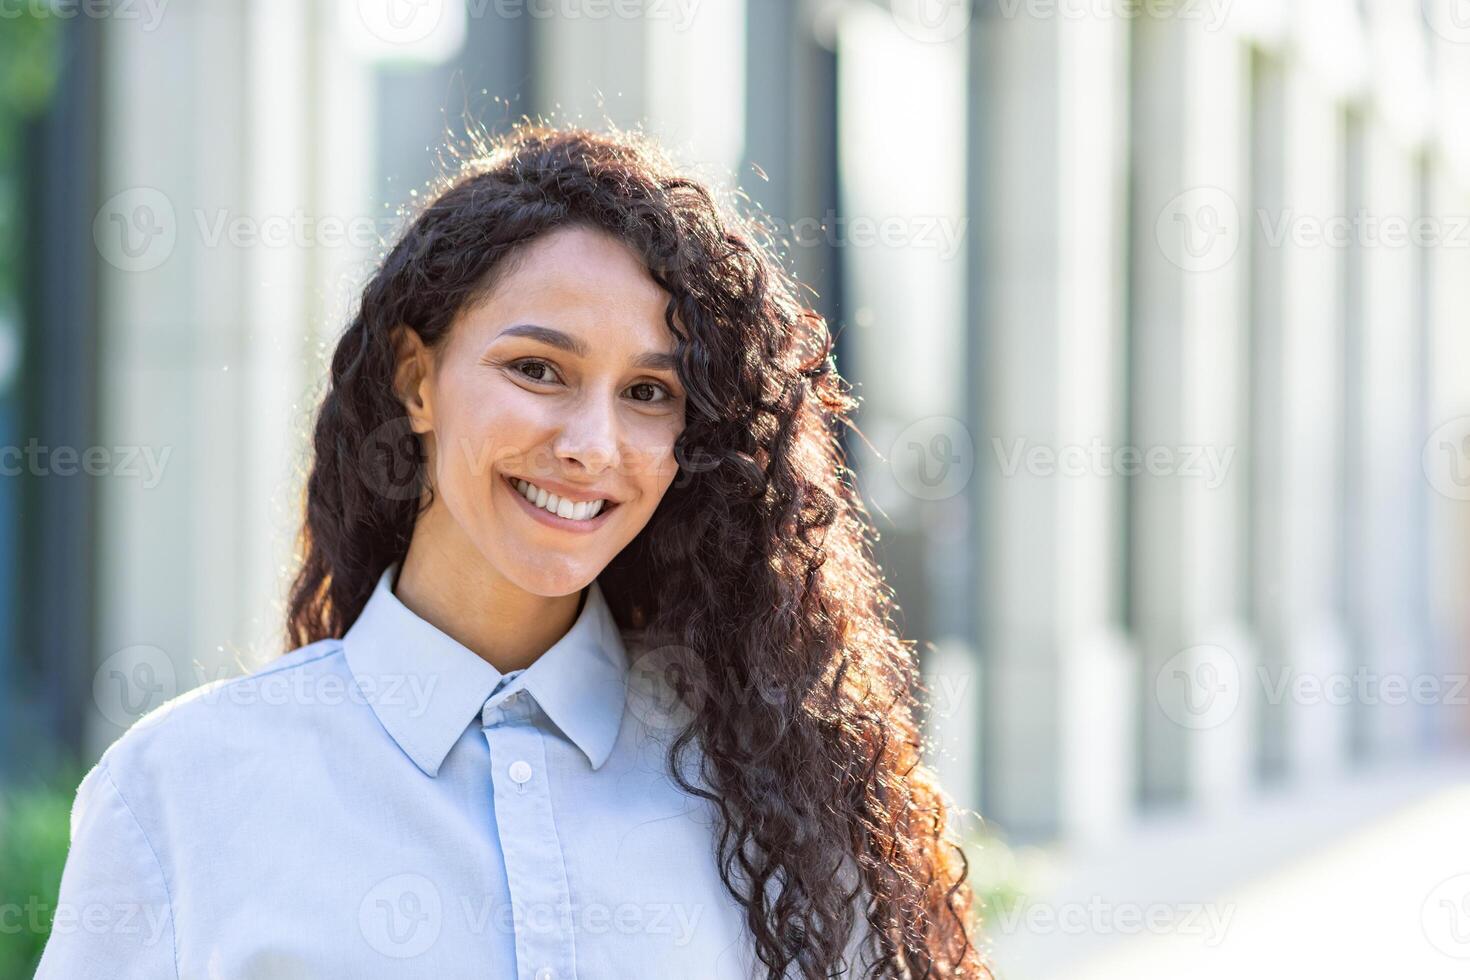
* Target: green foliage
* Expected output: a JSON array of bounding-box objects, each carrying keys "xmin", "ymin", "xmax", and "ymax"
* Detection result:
[
  {"xmin": 0, "ymin": 760, "xmax": 88, "ymax": 979},
  {"xmin": 959, "ymin": 824, "xmax": 1040, "ymax": 924},
  {"xmin": 0, "ymin": 20, "xmax": 69, "ymax": 968},
  {"xmin": 0, "ymin": 11, "xmax": 60, "ymax": 119},
  {"xmin": 0, "ymin": 10, "xmax": 61, "ymax": 315}
]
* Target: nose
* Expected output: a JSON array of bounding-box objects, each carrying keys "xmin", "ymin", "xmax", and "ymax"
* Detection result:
[{"xmin": 551, "ymin": 387, "xmax": 620, "ymax": 475}]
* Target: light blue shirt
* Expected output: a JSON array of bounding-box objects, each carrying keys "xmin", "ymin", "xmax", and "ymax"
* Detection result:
[{"xmin": 36, "ymin": 562, "xmax": 860, "ymax": 978}]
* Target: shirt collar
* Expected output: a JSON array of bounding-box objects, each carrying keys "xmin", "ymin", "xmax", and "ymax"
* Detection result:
[{"xmin": 342, "ymin": 562, "xmax": 630, "ymax": 777}]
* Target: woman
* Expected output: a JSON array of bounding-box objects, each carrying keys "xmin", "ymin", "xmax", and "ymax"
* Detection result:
[{"xmin": 39, "ymin": 123, "xmax": 990, "ymax": 978}]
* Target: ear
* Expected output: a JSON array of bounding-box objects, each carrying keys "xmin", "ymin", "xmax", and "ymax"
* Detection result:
[{"xmin": 390, "ymin": 324, "xmax": 435, "ymax": 434}]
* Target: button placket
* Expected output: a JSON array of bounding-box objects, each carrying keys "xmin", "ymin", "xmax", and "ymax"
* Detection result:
[{"xmin": 482, "ymin": 696, "xmax": 577, "ymax": 980}]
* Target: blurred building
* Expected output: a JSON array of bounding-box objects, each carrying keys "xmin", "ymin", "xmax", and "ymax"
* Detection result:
[{"xmin": 3, "ymin": 0, "xmax": 1468, "ymax": 883}]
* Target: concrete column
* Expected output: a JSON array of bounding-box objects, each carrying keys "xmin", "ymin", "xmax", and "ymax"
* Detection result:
[
  {"xmin": 1420, "ymin": 168, "xmax": 1470, "ymax": 752},
  {"xmin": 94, "ymin": 4, "xmax": 252, "ymax": 757},
  {"xmin": 973, "ymin": 5, "xmax": 1134, "ymax": 845},
  {"xmin": 1422, "ymin": 36, "xmax": 1470, "ymax": 751},
  {"xmin": 741, "ymin": 0, "xmax": 843, "ymax": 343},
  {"xmin": 91, "ymin": 4, "xmax": 375, "ymax": 756},
  {"xmin": 829, "ymin": 2, "xmax": 975, "ymax": 816},
  {"xmin": 1129, "ymin": 15, "xmax": 1256, "ymax": 812},
  {"xmin": 1346, "ymin": 5, "xmax": 1435, "ymax": 760},
  {"xmin": 532, "ymin": 4, "xmax": 648, "ymax": 129},
  {"xmin": 1350, "ymin": 121, "xmax": 1429, "ymax": 759},
  {"xmin": 1250, "ymin": 50, "xmax": 1363, "ymax": 784},
  {"xmin": 245, "ymin": 0, "xmax": 380, "ymax": 660},
  {"xmin": 531, "ymin": 2, "xmax": 747, "ymax": 207},
  {"xmin": 645, "ymin": 0, "xmax": 745, "ymax": 184}
]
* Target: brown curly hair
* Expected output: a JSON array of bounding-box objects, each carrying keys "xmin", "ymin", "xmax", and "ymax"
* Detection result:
[{"xmin": 285, "ymin": 119, "xmax": 993, "ymax": 979}]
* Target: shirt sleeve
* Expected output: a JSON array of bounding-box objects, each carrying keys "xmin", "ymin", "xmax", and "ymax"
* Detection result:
[{"xmin": 33, "ymin": 759, "xmax": 179, "ymax": 979}]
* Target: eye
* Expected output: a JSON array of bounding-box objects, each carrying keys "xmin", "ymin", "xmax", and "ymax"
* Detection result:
[
  {"xmin": 503, "ymin": 357, "xmax": 675, "ymax": 404},
  {"xmin": 508, "ymin": 358, "xmax": 561, "ymax": 384},
  {"xmin": 626, "ymin": 381, "xmax": 675, "ymax": 404}
]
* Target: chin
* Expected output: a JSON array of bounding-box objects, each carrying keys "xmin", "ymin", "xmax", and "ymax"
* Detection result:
[{"xmin": 490, "ymin": 544, "xmax": 605, "ymax": 597}]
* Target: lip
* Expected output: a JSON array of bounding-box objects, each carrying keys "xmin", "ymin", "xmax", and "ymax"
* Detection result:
[{"xmin": 501, "ymin": 473, "xmax": 620, "ymax": 534}]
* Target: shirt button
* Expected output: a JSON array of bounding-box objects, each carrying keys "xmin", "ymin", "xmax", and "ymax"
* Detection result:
[
  {"xmin": 508, "ymin": 760, "xmax": 533, "ymax": 784},
  {"xmin": 534, "ymin": 969, "xmax": 555, "ymax": 980}
]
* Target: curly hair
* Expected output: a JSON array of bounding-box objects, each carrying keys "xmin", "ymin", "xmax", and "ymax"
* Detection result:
[{"xmin": 285, "ymin": 119, "xmax": 993, "ymax": 979}]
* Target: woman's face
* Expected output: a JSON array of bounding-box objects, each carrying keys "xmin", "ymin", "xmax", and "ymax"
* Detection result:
[{"xmin": 394, "ymin": 224, "xmax": 687, "ymax": 596}]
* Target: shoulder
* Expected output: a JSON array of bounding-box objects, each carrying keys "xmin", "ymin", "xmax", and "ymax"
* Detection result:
[
  {"xmin": 96, "ymin": 638, "xmax": 347, "ymax": 804},
  {"xmin": 39, "ymin": 639, "xmax": 359, "ymax": 975},
  {"xmin": 36, "ymin": 754, "xmax": 181, "ymax": 977}
]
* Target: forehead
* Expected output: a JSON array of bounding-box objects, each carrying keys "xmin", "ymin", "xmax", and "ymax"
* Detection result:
[{"xmin": 455, "ymin": 225, "xmax": 675, "ymax": 351}]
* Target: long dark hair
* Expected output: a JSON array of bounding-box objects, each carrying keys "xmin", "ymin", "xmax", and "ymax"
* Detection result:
[{"xmin": 286, "ymin": 120, "xmax": 992, "ymax": 978}]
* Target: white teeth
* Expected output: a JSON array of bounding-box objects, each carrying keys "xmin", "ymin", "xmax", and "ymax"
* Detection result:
[{"xmin": 511, "ymin": 478, "xmax": 607, "ymax": 521}]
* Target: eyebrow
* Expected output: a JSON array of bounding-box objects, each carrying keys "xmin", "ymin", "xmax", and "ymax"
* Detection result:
[{"xmin": 497, "ymin": 323, "xmax": 677, "ymax": 372}]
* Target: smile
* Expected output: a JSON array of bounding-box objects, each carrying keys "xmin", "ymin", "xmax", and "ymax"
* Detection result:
[{"xmin": 502, "ymin": 473, "xmax": 620, "ymax": 531}]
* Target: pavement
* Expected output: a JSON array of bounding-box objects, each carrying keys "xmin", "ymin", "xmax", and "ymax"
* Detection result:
[{"xmin": 983, "ymin": 753, "xmax": 1470, "ymax": 980}]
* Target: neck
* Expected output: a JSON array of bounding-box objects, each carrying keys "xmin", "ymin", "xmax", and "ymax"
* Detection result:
[{"xmin": 393, "ymin": 531, "xmax": 585, "ymax": 675}]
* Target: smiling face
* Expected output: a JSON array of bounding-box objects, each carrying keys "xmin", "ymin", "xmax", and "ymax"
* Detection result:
[{"xmin": 392, "ymin": 223, "xmax": 687, "ymax": 596}]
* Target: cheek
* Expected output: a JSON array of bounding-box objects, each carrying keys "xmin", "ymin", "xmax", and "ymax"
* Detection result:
[
  {"xmin": 627, "ymin": 421, "xmax": 684, "ymax": 497},
  {"xmin": 432, "ymin": 379, "xmax": 528, "ymax": 491}
]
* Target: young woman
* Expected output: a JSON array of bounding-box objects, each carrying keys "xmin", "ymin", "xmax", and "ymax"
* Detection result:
[{"xmin": 39, "ymin": 123, "xmax": 991, "ymax": 978}]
